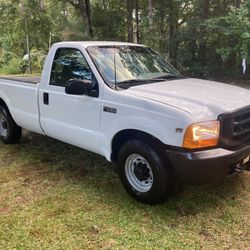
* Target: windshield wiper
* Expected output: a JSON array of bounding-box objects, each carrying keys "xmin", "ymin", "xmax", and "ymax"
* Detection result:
[
  {"xmin": 115, "ymin": 75, "xmax": 181, "ymax": 89},
  {"xmin": 152, "ymin": 74, "xmax": 180, "ymax": 80},
  {"xmin": 117, "ymin": 78, "xmax": 164, "ymax": 86},
  {"xmin": 115, "ymin": 79, "xmax": 160, "ymax": 89}
]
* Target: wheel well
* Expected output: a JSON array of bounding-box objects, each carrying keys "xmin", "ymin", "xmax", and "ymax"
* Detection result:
[
  {"xmin": 111, "ymin": 129, "xmax": 167, "ymax": 162},
  {"xmin": 0, "ymin": 98, "xmax": 15, "ymax": 121},
  {"xmin": 0, "ymin": 98, "xmax": 7, "ymax": 108}
]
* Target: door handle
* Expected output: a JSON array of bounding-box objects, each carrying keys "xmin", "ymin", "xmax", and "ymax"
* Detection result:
[{"xmin": 43, "ymin": 92, "xmax": 49, "ymax": 105}]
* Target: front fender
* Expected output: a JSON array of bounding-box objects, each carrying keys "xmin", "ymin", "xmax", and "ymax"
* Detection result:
[{"xmin": 99, "ymin": 112, "xmax": 191, "ymax": 161}]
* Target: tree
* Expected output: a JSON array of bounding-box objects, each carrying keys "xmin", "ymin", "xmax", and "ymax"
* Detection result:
[
  {"xmin": 63, "ymin": 0, "xmax": 93, "ymax": 37},
  {"xmin": 168, "ymin": 0, "xmax": 179, "ymax": 66},
  {"xmin": 206, "ymin": 3, "xmax": 250, "ymax": 75},
  {"xmin": 126, "ymin": 0, "xmax": 134, "ymax": 42},
  {"xmin": 92, "ymin": 0, "xmax": 126, "ymax": 41},
  {"xmin": 197, "ymin": 0, "xmax": 210, "ymax": 72},
  {"xmin": 147, "ymin": 0, "xmax": 153, "ymax": 25},
  {"xmin": 135, "ymin": 0, "xmax": 140, "ymax": 43},
  {"xmin": 0, "ymin": 0, "xmax": 249, "ymax": 78}
]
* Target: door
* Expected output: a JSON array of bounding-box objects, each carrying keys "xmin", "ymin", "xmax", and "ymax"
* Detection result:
[{"xmin": 39, "ymin": 47, "xmax": 101, "ymax": 153}]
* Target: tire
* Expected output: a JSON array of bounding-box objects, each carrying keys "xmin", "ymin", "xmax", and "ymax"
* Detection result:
[
  {"xmin": 117, "ymin": 139, "xmax": 175, "ymax": 205},
  {"xmin": 0, "ymin": 105, "xmax": 22, "ymax": 144}
]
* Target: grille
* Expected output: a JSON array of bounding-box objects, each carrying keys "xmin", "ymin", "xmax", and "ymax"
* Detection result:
[{"xmin": 218, "ymin": 106, "xmax": 250, "ymax": 149}]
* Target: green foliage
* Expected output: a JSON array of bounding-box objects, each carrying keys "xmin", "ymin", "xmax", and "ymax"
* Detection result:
[
  {"xmin": 0, "ymin": 51, "xmax": 16, "ymax": 68},
  {"xmin": 0, "ymin": 49, "xmax": 23, "ymax": 74},
  {"xmin": 30, "ymin": 49, "xmax": 47, "ymax": 72},
  {"xmin": 0, "ymin": 57, "xmax": 23, "ymax": 75},
  {"xmin": 24, "ymin": 0, "xmax": 52, "ymax": 50},
  {"xmin": 0, "ymin": 0, "xmax": 249, "ymax": 79},
  {"xmin": 174, "ymin": 1, "xmax": 250, "ymax": 78},
  {"xmin": 0, "ymin": 48, "xmax": 46, "ymax": 74},
  {"xmin": 21, "ymin": 49, "xmax": 47, "ymax": 73},
  {"xmin": 207, "ymin": 4, "xmax": 250, "ymax": 60},
  {"xmin": 0, "ymin": 1, "xmax": 24, "ymax": 56},
  {"xmin": 92, "ymin": 1, "xmax": 126, "ymax": 41}
]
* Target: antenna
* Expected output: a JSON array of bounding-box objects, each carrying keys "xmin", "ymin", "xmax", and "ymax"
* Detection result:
[{"xmin": 113, "ymin": 46, "xmax": 117, "ymax": 89}]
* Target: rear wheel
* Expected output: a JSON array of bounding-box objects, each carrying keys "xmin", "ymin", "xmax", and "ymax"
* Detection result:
[
  {"xmin": 0, "ymin": 105, "xmax": 22, "ymax": 144},
  {"xmin": 118, "ymin": 139, "xmax": 175, "ymax": 205}
]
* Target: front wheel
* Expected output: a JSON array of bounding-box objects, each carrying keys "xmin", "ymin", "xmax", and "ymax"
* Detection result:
[{"xmin": 118, "ymin": 140, "xmax": 175, "ymax": 205}]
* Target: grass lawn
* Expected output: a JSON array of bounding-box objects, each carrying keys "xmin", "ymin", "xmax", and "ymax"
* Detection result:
[{"xmin": 0, "ymin": 131, "xmax": 249, "ymax": 249}]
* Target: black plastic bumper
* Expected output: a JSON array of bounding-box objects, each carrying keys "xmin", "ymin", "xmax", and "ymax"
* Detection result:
[{"xmin": 166, "ymin": 145, "xmax": 250, "ymax": 184}]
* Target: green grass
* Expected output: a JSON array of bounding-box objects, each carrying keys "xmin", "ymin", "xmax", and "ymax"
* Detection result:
[{"xmin": 0, "ymin": 131, "xmax": 249, "ymax": 249}]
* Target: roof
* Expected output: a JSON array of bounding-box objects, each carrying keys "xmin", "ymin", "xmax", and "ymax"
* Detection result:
[{"xmin": 53, "ymin": 41, "xmax": 145, "ymax": 48}]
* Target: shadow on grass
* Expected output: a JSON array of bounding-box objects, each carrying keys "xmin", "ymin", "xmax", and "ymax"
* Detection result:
[{"xmin": 1, "ymin": 130, "xmax": 248, "ymax": 218}]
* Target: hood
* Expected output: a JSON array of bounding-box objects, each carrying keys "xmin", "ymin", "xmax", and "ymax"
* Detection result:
[{"xmin": 125, "ymin": 78, "xmax": 250, "ymax": 121}]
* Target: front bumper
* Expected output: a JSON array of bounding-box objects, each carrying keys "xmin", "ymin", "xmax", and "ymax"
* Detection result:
[{"xmin": 166, "ymin": 145, "xmax": 250, "ymax": 184}]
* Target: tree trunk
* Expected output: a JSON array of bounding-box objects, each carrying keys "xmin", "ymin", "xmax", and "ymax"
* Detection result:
[
  {"xmin": 198, "ymin": 0, "xmax": 209, "ymax": 74},
  {"xmin": 148, "ymin": 0, "xmax": 153, "ymax": 26},
  {"xmin": 135, "ymin": 0, "xmax": 140, "ymax": 43},
  {"xmin": 235, "ymin": 0, "xmax": 241, "ymax": 8},
  {"xmin": 66, "ymin": 0, "xmax": 93, "ymax": 38},
  {"xmin": 168, "ymin": 0, "xmax": 178, "ymax": 67},
  {"xmin": 126, "ymin": 0, "xmax": 134, "ymax": 42},
  {"xmin": 39, "ymin": 0, "xmax": 45, "ymax": 9},
  {"xmin": 84, "ymin": 0, "xmax": 93, "ymax": 37},
  {"xmin": 79, "ymin": 0, "xmax": 93, "ymax": 37}
]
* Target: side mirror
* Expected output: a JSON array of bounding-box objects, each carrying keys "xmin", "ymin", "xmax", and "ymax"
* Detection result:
[{"xmin": 65, "ymin": 79, "xmax": 92, "ymax": 95}]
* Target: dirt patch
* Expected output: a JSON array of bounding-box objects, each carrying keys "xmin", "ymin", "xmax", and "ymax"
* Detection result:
[{"xmin": 0, "ymin": 207, "xmax": 11, "ymax": 215}]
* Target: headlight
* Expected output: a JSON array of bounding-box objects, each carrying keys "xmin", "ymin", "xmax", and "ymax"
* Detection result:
[{"xmin": 183, "ymin": 120, "xmax": 220, "ymax": 149}]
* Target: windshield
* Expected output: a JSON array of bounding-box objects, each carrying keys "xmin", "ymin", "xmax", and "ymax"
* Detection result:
[{"xmin": 87, "ymin": 46, "xmax": 181, "ymax": 89}]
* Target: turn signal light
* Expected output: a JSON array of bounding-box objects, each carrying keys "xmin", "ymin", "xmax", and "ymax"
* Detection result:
[{"xmin": 183, "ymin": 121, "xmax": 220, "ymax": 149}]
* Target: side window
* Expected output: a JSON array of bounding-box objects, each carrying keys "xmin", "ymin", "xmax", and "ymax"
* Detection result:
[{"xmin": 50, "ymin": 48, "xmax": 93, "ymax": 87}]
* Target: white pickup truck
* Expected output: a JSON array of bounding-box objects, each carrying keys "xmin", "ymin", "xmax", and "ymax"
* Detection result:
[{"xmin": 0, "ymin": 41, "xmax": 250, "ymax": 204}]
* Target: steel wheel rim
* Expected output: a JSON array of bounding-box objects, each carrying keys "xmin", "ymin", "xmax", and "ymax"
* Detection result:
[
  {"xmin": 0, "ymin": 114, "xmax": 8, "ymax": 137},
  {"xmin": 125, "ymin": 154, "xmax": 153, "ymax": 193}
]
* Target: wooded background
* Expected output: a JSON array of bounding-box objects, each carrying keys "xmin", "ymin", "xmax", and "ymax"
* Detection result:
[{"xmin": 0, "ymin": 0, "xmax": 249, "ymax": 79}]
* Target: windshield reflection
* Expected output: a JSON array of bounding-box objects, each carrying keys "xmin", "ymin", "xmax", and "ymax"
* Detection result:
[{"xmin": 87, "ymin": 46, "xmax": 181, "ymax": 89}]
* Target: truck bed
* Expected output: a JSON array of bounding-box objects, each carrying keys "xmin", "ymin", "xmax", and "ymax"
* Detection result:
[
  {"xmin": 0, "ymin": 75, "xmax": 43, "ymax": 134},
  {"xmin": 0, "ymin": 75, "xmax": 40, "ymax": 84}
]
